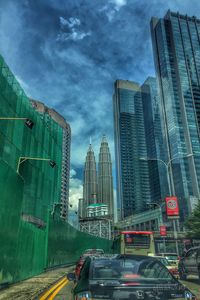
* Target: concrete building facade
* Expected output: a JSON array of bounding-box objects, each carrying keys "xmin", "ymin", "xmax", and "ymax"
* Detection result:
[{"xmin": 30, "ymin": 99, "xmax": 71, "ymax": 220}]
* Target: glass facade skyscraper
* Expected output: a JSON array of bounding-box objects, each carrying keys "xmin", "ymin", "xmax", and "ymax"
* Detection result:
[
  {"xmin": 113, "ymin": 80, "xmax": 150, "ymax": 219},
  {"xmin": 151, "ymin": 11, "xmax": 200, "ymax": 219},
  {"xmin": 141, "ymin": 77, "xmax": 162, "ymax": 203}
]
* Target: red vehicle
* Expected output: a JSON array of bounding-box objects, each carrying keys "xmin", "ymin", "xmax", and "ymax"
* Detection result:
[
  {"xmin": 75, "ymin": 256, "xmax": 87, "ymax": 278},
  {"xmin": 75, "ymin": 248, "xmax": 105, "ymax": 278}
]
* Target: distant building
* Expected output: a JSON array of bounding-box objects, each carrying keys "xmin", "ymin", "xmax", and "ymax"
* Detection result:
[
  {"xmin": 151, "ymin": 11, "xmax": 200, "ymax": 219},
  {"xmin": 82, "ymin": 144, "xmax": 98, "ymax": 217},
  {"xmin": 87, "ymin": 203, "xmax": 108, "ymax": 217},
  {"xmin": 78, "ymin": 198, "xmax": 84, "ymax": 218},
  {"xmin": 30, "ymin": 99, "xmax": 71, "ymax": 220},
  {"xmin": 113, "ymin": 80, "xmax": 150, "ymax": 219},
  {"xmin": 98, "ymin": 135, "xmax": 114, "ymax": 218},
  {"xmin": 141, "ymin": 77, "xmax": 163, "ymax": 203}
]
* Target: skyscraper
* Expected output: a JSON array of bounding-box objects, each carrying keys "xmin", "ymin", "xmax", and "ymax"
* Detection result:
[
  {"xmin": 30, "ymin": 99, "xmax": 71, "ymax": 220},
  {"xmin": 141, "ymin": 77, "xmax": 162, "ymax": 203},
  {"xmin": 83, "ymin": 143, "xmax": 98, "ymax": 217},
  {"xmin": 98, "ymin": 135, "xmax": 114, "ymax": 217},
  {"xmin": 113, "ymin": 80, "xmax": 150, "ymax": 219},
  {"xmin": 151, "ymin": 11, "xmax": 200, "ymax": 219}
]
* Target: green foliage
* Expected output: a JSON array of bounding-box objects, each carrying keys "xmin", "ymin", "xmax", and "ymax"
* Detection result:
[{"xmin": 184, "ymin": 200, "xmax": 200, "ymax": 238}]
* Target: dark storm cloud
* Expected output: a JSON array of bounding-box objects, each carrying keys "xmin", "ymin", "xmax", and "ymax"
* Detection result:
[{"xmin": 1, "ymin": 0, "xmax": 200, "ymax": 175}]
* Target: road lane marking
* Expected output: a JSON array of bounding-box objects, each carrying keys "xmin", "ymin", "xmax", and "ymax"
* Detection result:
[
  {"xmin": 39, "ymin": 277, "xmax": 67, "ymax": 300},
  {"xmin": 48, "ymin": 279, "xmax": 69, "ymax": 299}
]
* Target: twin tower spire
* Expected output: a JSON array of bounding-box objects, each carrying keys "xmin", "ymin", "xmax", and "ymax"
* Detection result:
[{"xmin": 82, "ymin": 135, "xmax": 114, "ymax": 218}]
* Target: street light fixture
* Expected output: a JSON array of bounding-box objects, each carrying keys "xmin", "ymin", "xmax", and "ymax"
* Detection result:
[
  {"xmin": 0, "ymin": 117, "xmax": 34, "ymax": 129},
  {"xmin": 140, "ymin": 154, "xmax": 192, "ymax": 255},
  {"xmin": 147, "ymin": 202, "xmax": 166, "ymax": 252},
  {"xmin": 17, "ymin": 156, "xmax": 56, "ymax": 174}
]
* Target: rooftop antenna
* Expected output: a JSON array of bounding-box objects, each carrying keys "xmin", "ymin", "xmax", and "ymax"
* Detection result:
[{"xmin": 90, "ymin": 136, "xmax": 92, "ymax": 145}]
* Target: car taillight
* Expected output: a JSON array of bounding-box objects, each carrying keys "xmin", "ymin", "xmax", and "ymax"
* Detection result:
[{"xmin": 169, "ymin": 268, "xmax": 179, "ymax": 275}]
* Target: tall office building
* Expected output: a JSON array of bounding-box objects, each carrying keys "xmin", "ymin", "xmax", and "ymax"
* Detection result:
[
  {"xmin": 141, "ymin": 77, "xmax": 162, "ymax": 203},
  {"xmin": 98, "ymin": 135, "xmax": 114, "ymax": 217},
  {"xmin": 83, "ymin": 143, "xmax": 98, "ymax": 217},
  {"xmin": 151, "ymin": 11, "xmax": 200, "ymax": 219},
  {"xmin": 113, "ymin": 80, "xmax": 150, "ymax": 219},
  {"xmin": 30, "ymin": 100, "xmax": 71, "ymax": 220}
]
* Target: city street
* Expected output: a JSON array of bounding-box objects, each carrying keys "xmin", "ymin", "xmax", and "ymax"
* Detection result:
[
  {"xmin": 0, "ymin": 265, "xmax": 199, "ymax": 299},
  {"xmin": 55, "ymin": 278, "xmax": 200, "ymax": 299},
  {"xmin": 180, "ymin": 278, "xmax": 200, "ymax": 299}
]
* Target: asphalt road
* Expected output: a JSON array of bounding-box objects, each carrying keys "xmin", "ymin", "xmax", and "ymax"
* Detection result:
[
  {"xmin": 180, "ymin": 277, "xmax": 200, "ymax": 299},
  {"xmin": 55, "ymin": 277, "xmax": 200, "ymax": 300},
  {"xmin": 0, "ymin": 265, "xmax": 198, "ymax": 300}
]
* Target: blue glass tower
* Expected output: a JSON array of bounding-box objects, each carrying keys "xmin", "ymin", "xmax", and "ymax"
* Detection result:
[
  {"xmin": 141, "ymin": 77, "xmax": 163, "ymax": 203},
  {"xmin": 113, "ymin": 80, "xmax": 150, "ymax": 219},
  {"xmin": 151, "ymin": 11, "xmax": 200, "ymax": 219}
]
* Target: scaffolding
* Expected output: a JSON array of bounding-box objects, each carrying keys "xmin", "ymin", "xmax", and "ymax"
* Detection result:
[{"xmin": 79, "ymin": 216, "xmax": 112, "ymax": 240}]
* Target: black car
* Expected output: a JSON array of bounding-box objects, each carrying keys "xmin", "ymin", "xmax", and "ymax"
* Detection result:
[
  {"xmin": 67, "ymin": 254, "xmax": 197, "ymax": 300},
  {"xmin": 179, "ymin": 246, "xmax": 200, "ymax": 280}
]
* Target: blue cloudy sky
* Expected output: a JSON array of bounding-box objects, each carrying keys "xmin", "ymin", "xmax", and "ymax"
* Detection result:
[{"xmin": 1, "ymin": 0, "xmax": 200, "ymax": 208}]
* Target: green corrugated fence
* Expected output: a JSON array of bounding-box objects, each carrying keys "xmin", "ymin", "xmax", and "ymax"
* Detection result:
[{"xmin": 0, "ymin": 54, "xmax": 112, "ymax": 285}]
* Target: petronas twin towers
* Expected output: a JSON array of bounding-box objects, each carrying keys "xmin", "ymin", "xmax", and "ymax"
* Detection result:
[{"xmin": 81, "ymin": 135, "xmax": 114, "ymax": 218}]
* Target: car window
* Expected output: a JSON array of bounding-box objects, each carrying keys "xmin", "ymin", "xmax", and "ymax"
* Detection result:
[
  {"xmin": 92, "ymin": 258, "xmax": 173, "ymax": 281},
  {"xmin": 138, "ymin": 261, "xmax": 172, "ymax": 279}
]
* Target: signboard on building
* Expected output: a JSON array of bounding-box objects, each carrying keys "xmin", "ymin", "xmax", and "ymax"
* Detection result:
[
  {"xmin": 165, "ymin": 196, "xmax": 179, "ymax": 218},
  {"xmin": 160, "ymin": 225, "xmax": 167, "ymax": 236}
]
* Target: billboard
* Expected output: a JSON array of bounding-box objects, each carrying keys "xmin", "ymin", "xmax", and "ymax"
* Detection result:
[
  {"xmin": 160, "ymin": 225, "xmax": 167, "ymax": 236},
  {"xmin": 165, "ymin": 196, "xmax": 179, "ymax": 217}
]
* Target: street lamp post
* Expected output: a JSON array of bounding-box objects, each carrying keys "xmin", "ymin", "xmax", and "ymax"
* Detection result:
[
  {"xmin": 140, "ymin": 154, "xmax": 193, "ymax": 255},
  {"xmin": 147, "ymin": 202, "xmax": 166, "ymax": 252},
  {"xmin": 17, "ymin": 156, "xmax": 56, "ymax": 174},
  {"xmin": 0, "ymin": 117, "xmax": 34, "ymax": 129}
]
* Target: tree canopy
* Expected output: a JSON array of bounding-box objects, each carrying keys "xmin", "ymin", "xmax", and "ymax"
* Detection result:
[{"xmin": 184, "ymin": 200, "xmax": 200, "ymax": 239}]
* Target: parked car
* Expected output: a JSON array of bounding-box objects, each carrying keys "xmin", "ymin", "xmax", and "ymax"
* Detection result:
[
  {"xmin": 178, "ymin": 246, "xmax": 200, "ymax": 280},
  {"xmin": 68, "ymin": 254, "xmax": 197, "ymax": 299},
  {"xmin": 157, "ymin": 253, "xmax": 179, "ymax": 267}
]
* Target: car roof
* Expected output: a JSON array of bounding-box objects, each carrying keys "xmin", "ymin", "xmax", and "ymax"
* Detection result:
[
  {"xmin": 88, "ymin": 254, "xmax": 160, "ymax": 262},
  {"xmin": 157, "ymin": 253, "xmax": 178, "ymax": 255}
]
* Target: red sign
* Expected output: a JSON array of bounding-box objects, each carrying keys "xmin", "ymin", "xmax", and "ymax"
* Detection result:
[
  {"xmin": 160, "ymin": 225, "xmax": 167, "ymax": 236},
  {"xmin": 165, "ymin": 196, "xmax": 179, "ymax": 217}
]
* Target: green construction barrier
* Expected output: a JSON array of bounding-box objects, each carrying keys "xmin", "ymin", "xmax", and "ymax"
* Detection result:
[
  {"xmin": 0, "ymin": 54, "xmax": 112, "ymax": 285},
  {"xmin": 47, "ymin": 209, "xmax": 112, "ymax": 268}
]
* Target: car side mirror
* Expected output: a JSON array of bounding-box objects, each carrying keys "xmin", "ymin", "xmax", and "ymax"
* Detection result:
[{"xmin": 67, "ymin": 272, "xmax": 76, "ymax": 281}]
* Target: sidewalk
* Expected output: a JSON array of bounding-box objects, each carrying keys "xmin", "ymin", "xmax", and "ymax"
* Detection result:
[{"xmin": 0, "ymin": 265, "xmax": 74, "ymax": 300}]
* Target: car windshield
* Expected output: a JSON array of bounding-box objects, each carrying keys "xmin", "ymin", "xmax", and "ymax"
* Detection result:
[
  {"xmin": 92, "ymin": 258, "xmax": 173, "ymax": 281},
  {"xmin": 165, "ymin": 255, "xmax": 178, "ymax": 260},
  {"xmin": 156, "ymin": 257, "xmax": 169, "ymax": 266}
]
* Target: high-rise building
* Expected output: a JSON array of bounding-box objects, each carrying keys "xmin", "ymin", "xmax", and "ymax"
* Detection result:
[
  {"xmin": 151, "ymin": 11, "xmax": 200, "ymax": 219},
  {"xmin": 98, "ymin": 135, "xmax": 114, "ymax": 217},
  {"xmin": 30, "ymin": 100, "xmax": 71, "ymax": 220},
  {"xmin": 82, "ymin": 144, "xmax": 98, "ymax": 217},
  {"xmin": 141, "ymin": 77, "xmax": 163, "ymax": 203},
  {"xmin": 113, "ymin": 80, "xmax": 150, "ymax": 219}
]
